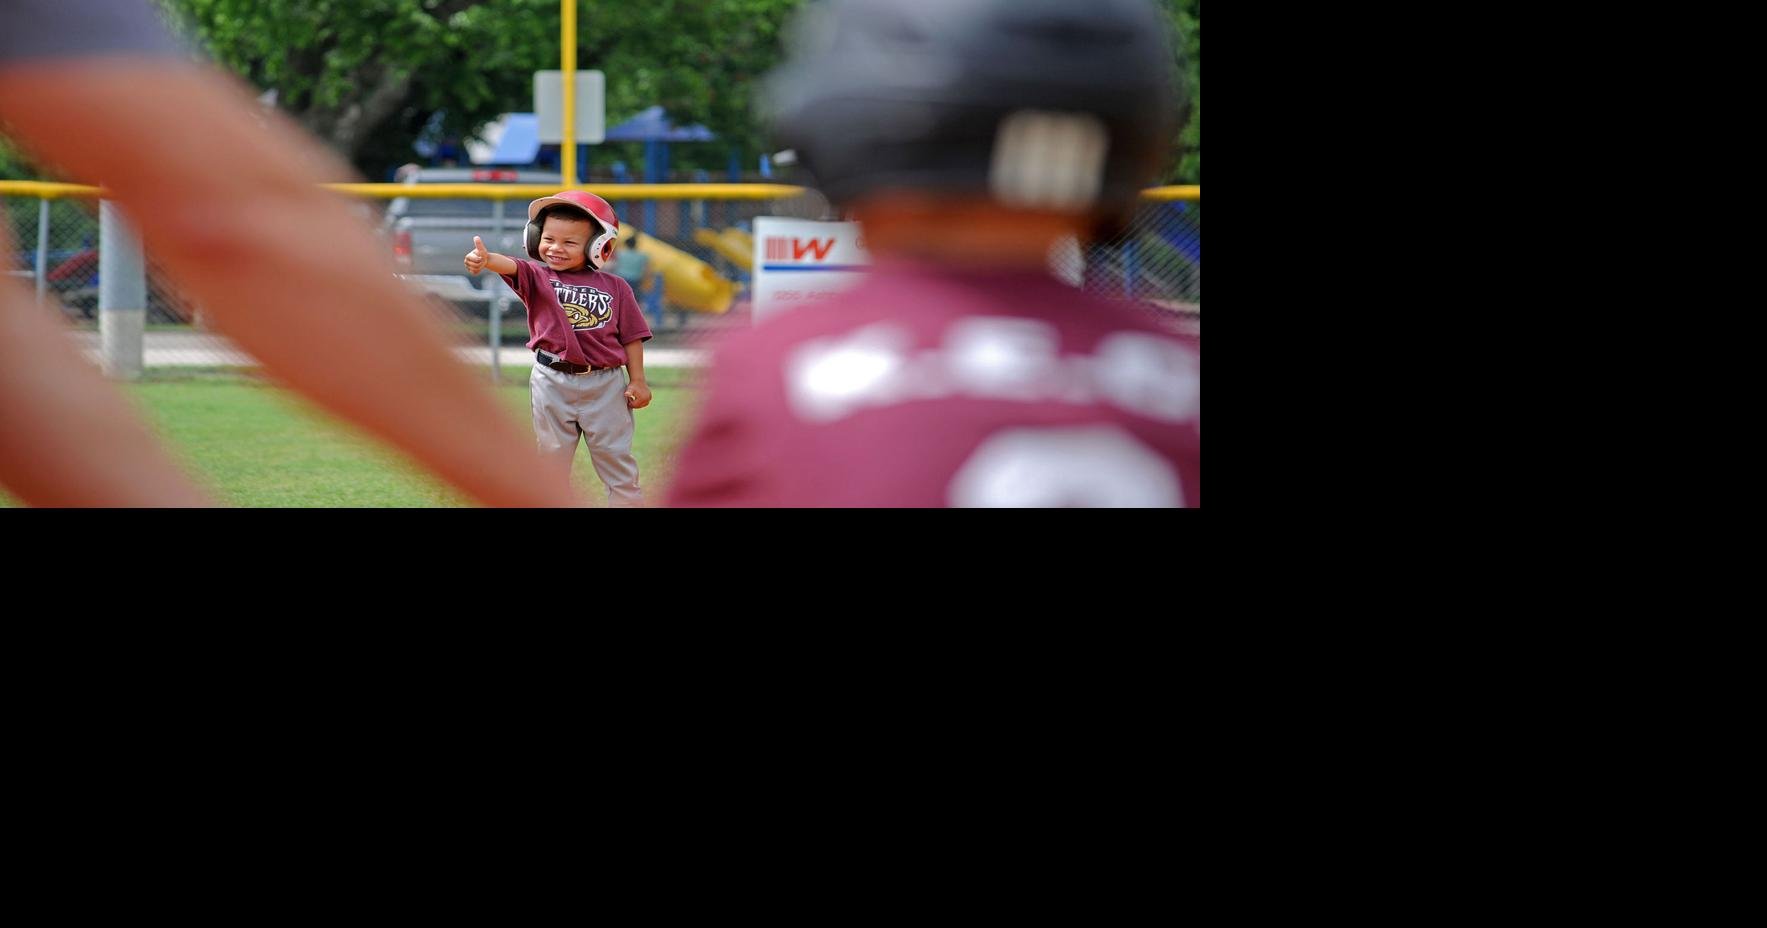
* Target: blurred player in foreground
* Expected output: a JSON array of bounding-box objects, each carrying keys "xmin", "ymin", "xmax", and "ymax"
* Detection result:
[
  {"xmin": 0, "ymin": 0, "xmax": 574, "ymax": 507},
  {"xmin": 668, "ymin": 0, "xmax": 1200, "ymax": 507}
]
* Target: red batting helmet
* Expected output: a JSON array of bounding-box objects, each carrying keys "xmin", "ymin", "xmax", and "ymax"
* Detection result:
[{"xmin": 525, "ymin": 190, "xmax": 619, "ymax": 270}]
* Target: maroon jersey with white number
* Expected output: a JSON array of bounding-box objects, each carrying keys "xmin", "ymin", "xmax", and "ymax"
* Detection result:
[{"xmin": 668, "ymin": 259, "xmax": 1199, "ymax": 507}]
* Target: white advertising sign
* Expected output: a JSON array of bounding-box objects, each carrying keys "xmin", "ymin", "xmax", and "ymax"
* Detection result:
[{"xmin": 751, "ymin": 217, "xmax": 871, "ymax": 322}]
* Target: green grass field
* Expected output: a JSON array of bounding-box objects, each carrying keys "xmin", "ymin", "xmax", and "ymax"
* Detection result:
[{"xmin": 1, "ymin": 366, "xmax": 704, "ymax": 507}]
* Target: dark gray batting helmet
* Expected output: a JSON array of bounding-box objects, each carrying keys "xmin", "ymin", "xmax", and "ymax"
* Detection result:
[{"xmin": 763, "ymin": 0, "xmax": 1180, "ymax": 216}]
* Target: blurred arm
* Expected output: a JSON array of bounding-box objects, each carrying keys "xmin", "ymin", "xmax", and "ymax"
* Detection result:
[
  {"xmin": 0, "ymin": 59, "xmax": 576, "ymax": 507},
  {"xmin": 0, "ymin": 268, "xmax": 212, "ymax": 506}
]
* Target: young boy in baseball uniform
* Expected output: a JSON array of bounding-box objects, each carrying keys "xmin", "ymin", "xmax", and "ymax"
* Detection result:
[{"xmin": 466, "ymin": 191, "xmax": 652, "ymax": 506}]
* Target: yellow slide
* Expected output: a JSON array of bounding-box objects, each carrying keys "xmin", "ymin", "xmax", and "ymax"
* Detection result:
[
  {"xmin": 693, "ymin": 227, "xmax": 755, "ymax": 271},
  {"xmin": 619, "ymin": 227, "xmax": 736, "ymax": 315},
  {"xmin": 721, "ymin": 228, "xmax": 754, "ymax": 264}
]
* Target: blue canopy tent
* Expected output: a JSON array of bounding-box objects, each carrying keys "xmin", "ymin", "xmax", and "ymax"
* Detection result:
[
  {"xmin": 484, "ymin": 113, "xmax": 541, "ymax": 165},
  {"xmin": 463, "ymin": 106, "xmax": 731, "ymax": 179},
  {"xmin": 600, "ymin": 106, "xmax": 731, "ymax": 249},
  {"xmin": 605, "ymin": 105, "xmax": 717, "ymax": 146},
  {"xmin": 461, "ymin": 113, "xmax": 542, "ymax": 166}
]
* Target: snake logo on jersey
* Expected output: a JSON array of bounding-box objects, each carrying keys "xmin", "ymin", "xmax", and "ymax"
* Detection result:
[{"xmin": 552, "ymin": 280, "xmax": 614, "ymax": 330}]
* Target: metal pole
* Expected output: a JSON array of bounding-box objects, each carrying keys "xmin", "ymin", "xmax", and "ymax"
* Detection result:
[
  {"xmin": 643, "ymin": 141, "xmax": 658, "ymax": 236},
  {"xmin": 98, "ymin": 200, "xmax": 146, "ymax": 380},
  {"xmin": 491, "ymin": 198, "xmax": 504, "ymax": 383},
  {"xmin": 35, "ymin": 197, "xmax": 49, "ymax": 304},
  {"xmin": 561, "ymin": 0, "xmax": 577, "ymax": 187}
]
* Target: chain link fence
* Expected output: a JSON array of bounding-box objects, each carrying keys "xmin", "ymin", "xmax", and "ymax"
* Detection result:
[
  {"xmin": 2, "ymin": 183, "xmax": 1198, "ymax": 373},
  {"xmin": 1057, "ymin": 198, "xmax": 1200, "ymax": 333}
]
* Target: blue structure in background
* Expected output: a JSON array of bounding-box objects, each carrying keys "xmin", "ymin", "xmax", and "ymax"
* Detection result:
[
  {"xmin": 449, "ymin": 106, "xmax": 744, "ymax": 188},
  {"xmin": 1118, "ymin": 201, "xmax": 1199, "ymax": 299},
  {"xmin": 1160, "ymin": 202, "xmax": 1201, "ymax": 263},
  {"xmin": 483, "ymin": 113, "xmax": 541, "ymax": 165},
  {"xmin": 604, "ymin": 105, "xmax": 718, "ymax": 145},
  {"xmin": 603, "ymin": 106, "xmax": 719, "ymax": 238}
]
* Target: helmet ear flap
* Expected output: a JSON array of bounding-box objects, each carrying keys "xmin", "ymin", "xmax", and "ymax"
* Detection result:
[
  {"xmin": 588, "ymin": 227, "xmax": 618, "ymax": 270},
  {"xmin": 525, "ymin": 219, "xmax": 543, "ymax": 260}
]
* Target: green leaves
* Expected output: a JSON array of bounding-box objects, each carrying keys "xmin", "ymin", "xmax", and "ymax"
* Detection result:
[
  {"xmin": 1162, "ymin": 0, "xmax": 1200, "ymax": 184},
  {"xmin": 151, "ymin": 0, "xmax": 1197, "ymax": 185}
]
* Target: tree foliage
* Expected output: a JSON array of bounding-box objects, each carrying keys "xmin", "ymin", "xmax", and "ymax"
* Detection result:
[
  {"xmin": 1158, "ymin": 0, "xmax": 1200, "ymax": 184},
  {"xmin": 156, "ymin": 0, "xmax": 801, "ymax": 178},
  {"xmin": 146, "ymin": 0, "xmax": 1194, "ymax": 183}
]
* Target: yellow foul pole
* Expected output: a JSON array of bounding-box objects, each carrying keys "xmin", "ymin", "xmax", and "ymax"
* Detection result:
[{"xmin": 561, "ymin": 0, "xmax": 577, "ymax": 186}]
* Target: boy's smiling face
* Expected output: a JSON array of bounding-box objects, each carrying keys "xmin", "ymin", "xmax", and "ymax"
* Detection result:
[{"xmin": 539, "ymin": 212, "xmax": 593, "ymax": 271}]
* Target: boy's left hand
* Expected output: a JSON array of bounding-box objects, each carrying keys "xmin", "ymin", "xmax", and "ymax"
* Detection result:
[{"xmin": 624, "ymin": 382, "xmax": 652, "ymax": 409}]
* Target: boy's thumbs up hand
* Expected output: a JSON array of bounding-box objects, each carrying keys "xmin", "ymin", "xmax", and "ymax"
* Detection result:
[{"xmin": 465, "ymin": 235, "xmax": 489, "ymax": 274}]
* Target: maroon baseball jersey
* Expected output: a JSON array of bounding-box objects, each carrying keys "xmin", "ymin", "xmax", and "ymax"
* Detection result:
[
  {"xmin": 501, "ymin": 258, "xmax": 651, "ymax": 369},
  {"xmin": 668, "ymin": 260, "xmax": 1200, "ymax": 507}
]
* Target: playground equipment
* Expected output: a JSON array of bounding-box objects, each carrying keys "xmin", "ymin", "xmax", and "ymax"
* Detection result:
[
  {"xmin": 619, "ymin": 226, "xmax": 735, "ymax": 314},
  {"xmin": 692, "ymin": 226, "xmax": 755, "ymax": 272}
]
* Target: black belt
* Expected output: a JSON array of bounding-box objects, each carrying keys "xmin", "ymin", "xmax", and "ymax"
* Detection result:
[{"xmin": 536, "ymin": 351, "xmax": 607, "ymax": 374}]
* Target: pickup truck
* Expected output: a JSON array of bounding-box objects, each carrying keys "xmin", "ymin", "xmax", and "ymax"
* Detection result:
[{"xmin": 385, "ymin": 167, "xmax": 560, "ymax": 313}]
